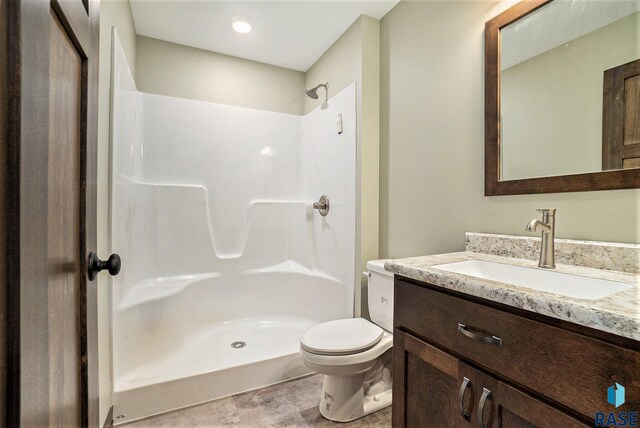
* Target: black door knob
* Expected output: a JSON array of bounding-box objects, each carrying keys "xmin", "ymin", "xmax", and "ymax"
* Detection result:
[{"xmin": 88, "ymin": 252, "xmax": 121, "ymax": 281}]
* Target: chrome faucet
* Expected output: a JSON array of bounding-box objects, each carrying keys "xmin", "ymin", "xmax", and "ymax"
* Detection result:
[{"xmin": 526, "ymin": 209, "xmax": 556, "ymax": 269}]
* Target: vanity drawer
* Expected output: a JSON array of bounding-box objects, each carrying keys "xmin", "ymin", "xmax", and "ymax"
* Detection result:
[{"xmin": 394, "ymin": 278, "xmax": 640, "ymax": 420}]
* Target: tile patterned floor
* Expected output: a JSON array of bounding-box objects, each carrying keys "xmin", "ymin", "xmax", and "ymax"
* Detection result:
[{"xmin": 124, "ymin": 374, "xmax": 392, "ymax": 428}]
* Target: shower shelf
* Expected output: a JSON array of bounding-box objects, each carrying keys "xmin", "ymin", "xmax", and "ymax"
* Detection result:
[
  {"xmin": 117, "ymin": 175, "xmax": 316, "ymax": 259},
  {"xmin": 118, "ymin": 260, "xmax": 341, "ymax": 310},
  {"xmin": 118, "ymin": 272, "xmax": 220, "ymax": 310},
  {"xmin": 244, "ymin": 260, "xmax": 341, "ymax": 283}
]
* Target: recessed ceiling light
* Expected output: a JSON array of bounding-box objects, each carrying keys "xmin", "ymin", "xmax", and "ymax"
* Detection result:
[{"xmin": 232, "ymin": 21, "xmax": 252, "ymax": 34}]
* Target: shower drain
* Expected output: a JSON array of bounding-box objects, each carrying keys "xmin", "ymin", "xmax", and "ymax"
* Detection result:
[{"xmin": 231, "ymin": 341, "xmax": 246, "ymax": 349}]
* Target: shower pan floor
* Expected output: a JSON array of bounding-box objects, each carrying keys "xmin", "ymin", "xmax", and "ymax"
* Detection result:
[{"xmin": 113, "ymin": 316, "xmax": 319, "ymax": 424}]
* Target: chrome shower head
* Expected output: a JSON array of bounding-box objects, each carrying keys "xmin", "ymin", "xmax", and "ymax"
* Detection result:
[
  {"xmin": 305, "ymin": 88, "xmax": 320, "ymax": 99},
  {"xmin": 305, "ymin": 83, "xmax": 328, "ymax": 101}
]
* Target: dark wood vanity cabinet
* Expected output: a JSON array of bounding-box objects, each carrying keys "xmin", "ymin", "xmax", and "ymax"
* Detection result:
[
  {"xmin": 394, "ymin": 330, "xmax": 587, "ymax": 428},
  {"xmin": 392, "ymin": 277, "xmax": 640, "ymax": 427}
]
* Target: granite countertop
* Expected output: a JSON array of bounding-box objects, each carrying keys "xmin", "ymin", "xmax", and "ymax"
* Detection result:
[{"xmin": 385, "ymin": 250, "xmax": 640, "ymax": 341}]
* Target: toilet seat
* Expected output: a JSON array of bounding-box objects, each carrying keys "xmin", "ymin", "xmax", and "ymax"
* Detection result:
[
  {"xmin": 300, "ymin": 318, "xmax": 383, "ymax": 356},
  {"xmin": 300, "ymin": 332, "xmax": 393, "ymax": 370}
]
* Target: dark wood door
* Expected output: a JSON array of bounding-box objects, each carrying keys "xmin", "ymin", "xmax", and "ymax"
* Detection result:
[
  {"xmin": 603, "ymin": 58, "xmax": 640, "ymax": 170},
  {"xmin": 475, "ymin": 371, "xmax": 588, "ymax": 428},
  {"xmin": 5, "ymin": 0, "xmax": 100, "ymax": 426},
  {"xmin": 392, "ymin": 329, "xmax": 475, "ymax": 427}
]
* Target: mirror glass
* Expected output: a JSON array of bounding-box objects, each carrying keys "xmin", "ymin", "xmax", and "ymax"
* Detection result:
[{"xmin": 500, "ymin": 0, "xmax": 640, "ymax": 181}]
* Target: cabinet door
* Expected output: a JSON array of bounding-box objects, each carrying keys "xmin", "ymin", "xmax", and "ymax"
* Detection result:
[
  {"xmin": 393, "ymin": 329, "xmax": 474, "ymax": 427},
  {"xmin": 475, "ymin": 372, "xmax": 589, "ymax": 428}
]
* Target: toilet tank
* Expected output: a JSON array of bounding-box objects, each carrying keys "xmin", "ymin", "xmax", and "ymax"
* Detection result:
[{"xmin": 366, "ymin": 260, "xmax": 394, "ymax": 332}]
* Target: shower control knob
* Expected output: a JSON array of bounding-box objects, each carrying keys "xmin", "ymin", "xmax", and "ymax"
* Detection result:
[
  {"xmin": 313, "ymin": 195, "xmax": 330, "ymax": 216},
  {"xmin": 88, "ymin": 252, "xmax": 121, "ymax": 281}
]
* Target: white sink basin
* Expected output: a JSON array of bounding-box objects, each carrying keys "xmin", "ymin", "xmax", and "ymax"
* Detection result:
[{"xmin": 432, "ymin": 260, "xmax": 632, "ymax": 300}]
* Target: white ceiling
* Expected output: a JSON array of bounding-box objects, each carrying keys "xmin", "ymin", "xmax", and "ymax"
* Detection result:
[
  {"xmin": 502, "ymin": 0, "xmax": 640, "ymax": 70},
  {"xmin": 129, "ymin": 0, "xmax": 400, "ymax": 72}
]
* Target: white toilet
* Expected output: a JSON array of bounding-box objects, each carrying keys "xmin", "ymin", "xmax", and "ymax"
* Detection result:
[{"xmin": 299, "ymin": 260, "xmax": 394, "ymax": 422}]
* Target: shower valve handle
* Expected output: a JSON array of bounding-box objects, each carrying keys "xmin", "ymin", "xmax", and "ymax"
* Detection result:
[
  {"xmin": 88, "ymin": 252, "xmax": 121, "ymax": 281},
  {"xmin": 313, "ymin": 195, "xmax": 330, "ymax": 216}
]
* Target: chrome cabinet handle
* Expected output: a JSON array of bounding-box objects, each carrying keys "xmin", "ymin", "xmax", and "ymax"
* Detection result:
[
  {"xmin": 458, "ymin": 323, "xmax": 502, "ymax": 346},
  {"xmin": 477, "ymin": 387, "xmax": 491, "ymax": 428},
  {"xmin": 458, "ymin": 376, "xmax": 471, "ymax": 420}
]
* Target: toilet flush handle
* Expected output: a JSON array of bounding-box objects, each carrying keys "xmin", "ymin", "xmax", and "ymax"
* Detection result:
[{"xmin": 362, "ymin": 271, "xmax": 371, "ymax": 278}]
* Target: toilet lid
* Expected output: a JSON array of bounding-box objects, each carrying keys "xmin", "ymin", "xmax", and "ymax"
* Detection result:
[{"xmin": 300, "ymin": 318, "xmax": 384, "ymax": 355}]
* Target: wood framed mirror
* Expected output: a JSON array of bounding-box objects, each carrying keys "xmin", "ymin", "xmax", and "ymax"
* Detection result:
[{"xmin": 485, "ymin": 0, "xmax": 640, "ymax": 196}]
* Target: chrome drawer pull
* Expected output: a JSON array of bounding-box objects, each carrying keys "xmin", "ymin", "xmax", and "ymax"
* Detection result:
[
  {"xmin": 458, "ymin": 376, "xmax": 471, "ymax": 420},
  {"xmin": 478, "ymin": 387, "xmax": 491, "ymax": 428},
  {"xmin": 458, "ymin": 323, "xmax": 502, "ymax": 346}
]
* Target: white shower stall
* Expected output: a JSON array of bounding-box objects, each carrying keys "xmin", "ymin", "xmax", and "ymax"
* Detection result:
[{"xmin": 109, "ymin": 32, "xmax": 357, "ymax": 422}]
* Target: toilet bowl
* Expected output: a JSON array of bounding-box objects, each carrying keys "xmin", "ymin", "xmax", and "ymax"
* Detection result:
[{"xmin": 299, "ymin": 260, "xmax": 394, "ymax": 422}]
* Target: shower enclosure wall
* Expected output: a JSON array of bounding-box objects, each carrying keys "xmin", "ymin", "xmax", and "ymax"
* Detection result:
[{"xmin": 110, "ymin": 32, "xmax": 357, "ymax": 423}]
